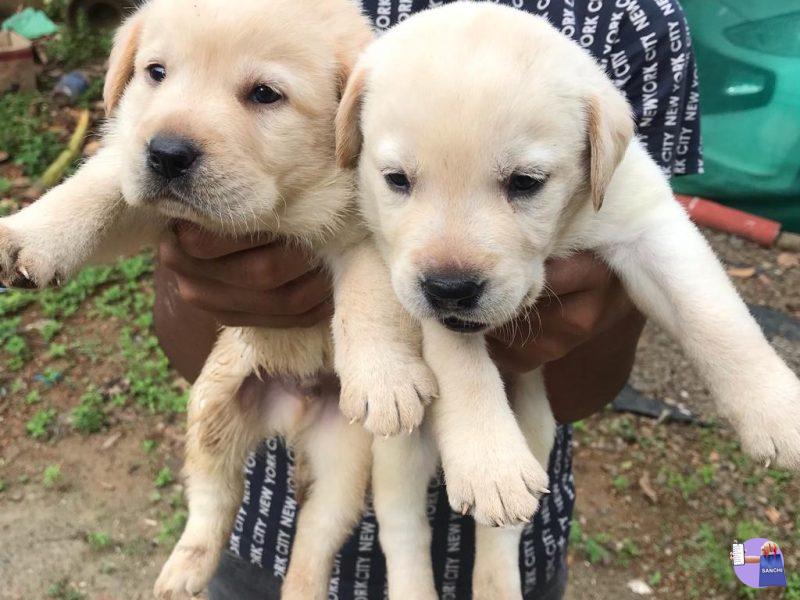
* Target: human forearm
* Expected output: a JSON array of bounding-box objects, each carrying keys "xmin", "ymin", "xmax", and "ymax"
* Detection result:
[
  {"xmin": 544, "ymin": 308, "xmax": 645, "ymax": 423},
  {"xmin": 153, "ymin": 265, "xmax": 220, "ymax": 382}
]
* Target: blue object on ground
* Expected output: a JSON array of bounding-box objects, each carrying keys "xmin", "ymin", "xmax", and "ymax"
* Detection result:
[{"xmin": 54, "ymin": 71, "xmax": 90, "ymax": 104}]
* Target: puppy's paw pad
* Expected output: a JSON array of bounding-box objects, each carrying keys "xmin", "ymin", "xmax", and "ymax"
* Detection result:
[
  {"xmin": 735, "ymin": 388, "xmax": 800, "ymax": 472},
  {"xmin": 0, "ymin": 224, "xmax": 62, "ymax": 289},
  {"xmin": 282, "ymin": 569, "xmax": 327, "ymax": 600},
  {"xmin": 445, "ymin": 451, "xmax": 549, "ymax": 527},
  {"xmin": 154, "ymin": 543, "xmax": 217, "ymax": 600},
  {"xmin": 340, "ymin": 356, "xmax": 437, "ymax": 437}
]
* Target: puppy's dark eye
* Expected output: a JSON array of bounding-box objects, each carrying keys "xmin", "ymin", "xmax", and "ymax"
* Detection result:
[
  {"xmin": 385, "ymin": 172, "xmax": 411, "ymax": 193},
  {"xmin": 147, "ymin": 64, "xmax": 167, "ymax": 83},
  {"xmin": 249, "ymin": 84, "xmax": 283, "ymax": 105},
  {"xmin": 507, "ymin": 174, "xmax": 544, "ymax": 198}
]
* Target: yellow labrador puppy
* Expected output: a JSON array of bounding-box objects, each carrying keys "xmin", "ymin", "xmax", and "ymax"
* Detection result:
[
  {"xmin": 338, "ymin": 3, "xmax": 800, "ymax": 596},
  {"xmin": 0, "ymin": 1, "xmax": 439, "ymax": 598}
]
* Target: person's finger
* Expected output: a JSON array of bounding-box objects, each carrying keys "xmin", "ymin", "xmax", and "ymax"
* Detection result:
[
  {"xmin": 160, "ymin": 239, "xmax": 317, "ymax": 291},
  {"xmin": 544, "ymin": 251, "xmax": 614, "ymax": 297},
  {"xmin": 209, "ymin": 299, "xmax": 334, "ymax": 329},
  {"xmin": 173, "ymin": 269, "xmax": 331, "ymax": 316},
  {"xmin": 172, "ymin": 221, "xmax": 273, "ymax": 260}
]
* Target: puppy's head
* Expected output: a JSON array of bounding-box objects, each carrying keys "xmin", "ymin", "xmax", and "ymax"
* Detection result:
[
  {"xmin": 104, "ymin": 0, "xmax": 371, "ymax": 236},
  {"xmin": 337, "ymin": 3, "xmax": 633, "ymax": 332}
]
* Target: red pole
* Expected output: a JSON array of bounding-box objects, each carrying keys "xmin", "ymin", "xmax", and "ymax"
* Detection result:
[{"xmin": 675, "ymin": 195, "xmax": 782, "ymax": 248}]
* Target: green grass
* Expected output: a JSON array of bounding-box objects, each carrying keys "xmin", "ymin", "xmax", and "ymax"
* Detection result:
[
  {"xmin": 70, "ymin": 388, "xmax": 107, "ymax": 434},
  {"xmin": 86, "ymin": 530, "xmax": 111, "ymax": 552},
  {"xmin": 46, "ymin": 579, "xmax": 86, "ymax": 600},
  {"xmin": 43, "ymin": 464, "xmax": 62, "ymax": 488},
  {"xmin": 26, "ymin": 408, "xmax": 57, "ymax": 440},
  {"xmin": 45, "ymin": 10, "xmax": 113, "ymax": 70},
  {"xmin": 0, "ymin": 92, "xmax": 63, "ymax": 177},
  {"xmin": 570, "ymin": 520, "xmax": 613, "ymax": 565},
  {"xmin": 0, "ymin": 177, "xmax": 12, "ymax": 195},
  {"xmin": 154, "ymin": 467, "xmax": 175, "ymax": 489},
  {"xmin": 156, "ymin": 509, "xmax": 188, "ymax": 545}
]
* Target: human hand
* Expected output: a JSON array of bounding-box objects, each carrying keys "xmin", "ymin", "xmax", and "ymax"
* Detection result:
[
  {"xmin": 487, "ymin": 251, "xmax": 639, "ymax": 374},
  {"xmin": 158, "ymin": 221, "xmax": 333, "ymax": 328},
  {"xmin": 762, "ymin": 541, "xmax": 779, "ymax": 556}
]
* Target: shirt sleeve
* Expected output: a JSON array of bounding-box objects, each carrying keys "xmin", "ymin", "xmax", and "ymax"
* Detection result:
[{"xmin": 601, "ymin": 0, "xmax": 703, "ymax": 178}]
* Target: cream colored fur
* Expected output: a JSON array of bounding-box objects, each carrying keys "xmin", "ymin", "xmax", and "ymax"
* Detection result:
[
  {"xmin": 0, "ymin": 1, "xmax": 441, "ymax": 598},
  {"xmin": 336, "ymin": 4, "xmax": 800, "ymax": 596}
]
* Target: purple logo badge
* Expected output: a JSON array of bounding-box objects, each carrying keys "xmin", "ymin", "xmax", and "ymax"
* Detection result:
[{"xmin": 731, "ymin": 538, "xmax": 788, "ymax": 589}]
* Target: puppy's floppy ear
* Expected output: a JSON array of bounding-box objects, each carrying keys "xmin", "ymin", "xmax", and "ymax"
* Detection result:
[
  {"xmin": 335, "ymin": 63, "xmax": 367, "ymax": 170},
  {"xmin": 103, "ymin": 11, "xmax": 145, "ymax": 115},
  {"xmin": 585, "ymin": 85, "xmax": 634, "ymax": 211}
]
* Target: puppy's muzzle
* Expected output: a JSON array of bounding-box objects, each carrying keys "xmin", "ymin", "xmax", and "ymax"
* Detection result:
[{"xmin": 147, "ymin": 134, "xmax": 201, "ymax": 180}]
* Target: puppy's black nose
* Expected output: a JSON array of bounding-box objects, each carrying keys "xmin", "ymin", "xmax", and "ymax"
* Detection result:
[
  {"xmin": 147, "ymin": 135, "xmax": 201, "ymax": 180},
  {"xmin": 422, "ymin": 273, "xmax": 485, "ymax": 311}
]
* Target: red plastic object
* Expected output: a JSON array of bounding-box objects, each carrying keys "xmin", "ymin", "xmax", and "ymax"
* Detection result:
[{"xmin": 676, "ymin": 195, "xmax": 782, "ymax": 247}]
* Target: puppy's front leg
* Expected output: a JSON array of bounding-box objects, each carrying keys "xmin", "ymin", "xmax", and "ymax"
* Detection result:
[
  {"xmin": 423, "ymin": 322, "xmax": 549, "ymax": 527},
  {"xmin": 155, "ymin": 328, "xmax": 262, "ymax": 600},
  {"xmin": 601, "ymin": 200, "xmax": 800, "ymax": 470},
  {"xmin": 372, "ymin": 428, "xmax": 438, "ymax": 600},
  {"xmin": 472, "ymin": 371, "xmax": 556, "ymax": 600},
  {"xmin": 0, "ymin": 147, "xmax": 162, "ymax": 288},
  {"xmin": 332, "ymin": 240, "xmax": 437, "ymax": 436}
]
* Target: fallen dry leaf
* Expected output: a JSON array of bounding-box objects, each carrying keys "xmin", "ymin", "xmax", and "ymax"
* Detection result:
[
  {"xmin": 777, "ymin": 252, "xmax": 799, "ymax": 269},
  {"xmin": 639, "ymin": 471, "xmax": 658, "ymax": 504},
  {"xmin": 101, "ymin": 431, "xmax": 123, "ymax": 450},
  {"xmin": 0, "ymin": 151, "xmax": 9, "ymax": 163},
  {"xmin": 709, "ymin": 450, "xmax": 720, "ymax": 463},
  {"xmin": 727, "ymin": 266, "xmax": 756, "ymax": 279},
  {"xmin": 765, "ymin": 506, "xmax": 781, "ymax": 525}
]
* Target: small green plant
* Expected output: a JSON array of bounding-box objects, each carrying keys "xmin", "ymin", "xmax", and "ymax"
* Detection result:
[
  {"xmin": 4, "ymin": 333, "xmax": 30, "ymax": 371},
  {"xmin": 46, "ymin": 578, "xmax": 86, "ymax": 600},
  {"xmin": 0, "ymin": 177, "xmax": 11, "ymax": 195},
  {"xmin": 86, "ymin": 530, "xmax": 111, "ymax": 551},
  {"xmin": 142, "ymin": 439, "xmax": 158, "ymax": 454},
  {"xmin": 70, "ymin": 388, "xmax": 106, "ymax": 434},
  {"xmin": 40, "ymin": 320, "xmax": 63, "ymax": 342},
  {"xmin": 0, "ymin": 93, "xmax": 63, "ymax": 177},
  {"xmin": 48, "ymin": 343, "xmax": 69, "ymax": 359},
  {"xmin": 616, "ymin": 538, "xmax": 641, "ymax": 567},
  {"xmin": 24, "ymin": 389, "xmax": 41, "ymax": 405},
  {"xmin": 154, "ymin": 466, "xmax": 175, "ymax": 489},
  {"xmin": 45, "ymin": 11, "xmax": 113, "ymax": 69},
  {"xmin": 26, "ymin": 408, "xmax": 57, "ymax": 439},
  {"xmin": 612, "ymin": 475, "xmax": 631, "ymax": 492},
  {"xmin": 156, "ymin": 510, "xmax": 188, "ymax": 545},
  {"xmin": 0, "ymin": 478, "xmax": 6, "ymax": 492},
  {"xmin": 570, "ymin": 521, "xmax": 613, "ymax": 565},
  {"xmin": 43, "ymin": 464, "xmax": 61, "ymax": 488}
]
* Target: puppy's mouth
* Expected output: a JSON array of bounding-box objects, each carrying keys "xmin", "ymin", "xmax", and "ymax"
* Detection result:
[{"xmin": 439, "ymin": 317, "xmax": 488, "ymax": 333}]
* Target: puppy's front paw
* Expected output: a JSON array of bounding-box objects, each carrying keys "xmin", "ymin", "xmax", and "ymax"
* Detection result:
[
  {"xmin": 154, "ymin": 539, "xmax": 220, "ymax": 600},
  {"xmin": 444, "ymin": 438, "xmax": 549, "ymax": 527},
  {"xmin": 339, "ymin": 354, "xmax": 437, "ymax": 437},
  {"xmin": 0, "ymin": 223, "xmax": 63, "ymax": 289},
  {"xmin": 734, "ymin": 380, "xmax": 800, "ymax": 472}
]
